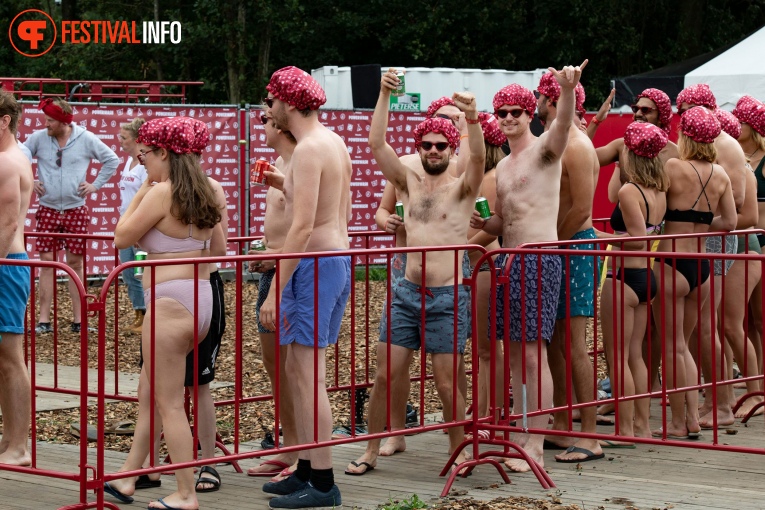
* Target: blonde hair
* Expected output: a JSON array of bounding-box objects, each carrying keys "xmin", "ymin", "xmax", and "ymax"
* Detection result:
[
  {"xmin": 485, "ymin": 144, "xmax": 505, "ymax": 173},
  {"xmin": 678, "ymin": 132, "xmax": 717, "ymax": 163},
  {"xmin": 120, "ymin": 118, "xmax": 145, "ymax": 139},
  {"xmin": 53, "ymin": 98, "xmax": 72, "ymax": 115},
  {"xmin": 625, "ymin": 151, "xmax": 670, "ymax": 192},
  {"xmin": 752, "ymin": 130, "xmax": 765, "ymax": 153}
]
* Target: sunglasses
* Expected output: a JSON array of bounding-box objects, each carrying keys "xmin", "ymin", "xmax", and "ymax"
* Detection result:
[
  {"xmin": 420, "ymin": 141, "xmax": 450, "ymax": 152},
  {"xmin": 260, "ymin": 114, "xmax": 269, "ymax": 125},
  {"xmin": 56, "ymin": 149, "xmax": 62, "ymax": 168},
  {"xmin": 630, "ymin": 105, "xmax": 657, "ymax": 115},
  {"xmin": 136, "ymin": 147, "xmax": 160, "ymax": 165},
  {"xmin": 263, "ymin": 97, "xmax": 274, "ymax": 108},
  {"xmin": 495, "ymin": 109, "xmax": 525, "ymax": 119}
]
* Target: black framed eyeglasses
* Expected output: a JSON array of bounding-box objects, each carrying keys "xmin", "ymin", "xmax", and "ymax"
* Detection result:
[
  {"xmin": 630, "ymin": 105, "xmax": 658, "ymax": 115},
  {"xmin": 136, "ymin": 147, "xmax": 160, "ymax": 165},
  {"xmin": 260, "ymin": 114, "xmax": 269, "ymax": 125},
  {"xmin": 420, "ymin": 141, "xmax": 450, "ymax": 152},
  {"xmin": 263, "ymin": 97, "xmax": 274, "ymax": 108},
  {"xmin": 56, "ymin": 149, "xmax": 62, "ymax": 167},
  {"xmin": 495, "ymin": 109, "xmax": 525, "ymax": 119}
]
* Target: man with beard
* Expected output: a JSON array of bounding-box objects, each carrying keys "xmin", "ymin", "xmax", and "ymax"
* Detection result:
[
  {"xmin": 371, "ymin": 95, "xmax": 463, "ymax": 458},
  {"xmin": 472, "ymin": 61, "xmax": 586, "ymax": 473},
  {"xmin": 258, "ymin": 66, "xmax": 352, "ymax": 509},
  {"xmin": 535, "ymin": 73, "xmax": 603, "ymax": 463},
  {"xmin": 345, "ymin": 69, "xmax": 485, "ymax": 476}
]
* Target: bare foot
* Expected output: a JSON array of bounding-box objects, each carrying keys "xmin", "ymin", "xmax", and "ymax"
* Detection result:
[
  {"xmin": 148, "ymin": 492, "xmax": 198, "ymax": 510},
  {"xmin": 543, "ymin": 435, "xmax": 575, "ymax": 449},
  {"xmin": 0, "ymin": 450, "xmax": 31, "ymax": 467},
  {"xmin": 597, "ymin": 403, "xmax": 614, "ymax": 415},
  {"xmin": 379, "ymin": 436, "xmax": 406, "ymax": 457},
  {"xmin": 699, "ymin": 408, "xmax": 735, "ymax": 429},
  {"xmin": 504, "ymin": 447, "xmax": 543, "ymax": 473},
  {"xmin": 734, "ymin": 396, "xmax": 765, "ymax": 419},
  {"xmin": 346, "ymin": 452, "xmax": 378, "ymax": 475}
]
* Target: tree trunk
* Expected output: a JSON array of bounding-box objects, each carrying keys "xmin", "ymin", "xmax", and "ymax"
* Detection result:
[{"xmin": 257, "ymin": 19, "xmax": 272, "ymax": 94}]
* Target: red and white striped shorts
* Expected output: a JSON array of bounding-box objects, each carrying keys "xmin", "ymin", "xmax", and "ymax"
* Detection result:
[{"xmin": 34, "ymin": 205, "xmax": 90, "ymax": 254}]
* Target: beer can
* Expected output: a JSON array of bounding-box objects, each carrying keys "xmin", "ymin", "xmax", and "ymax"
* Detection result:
[
  {"xmin": 475, "ymin": 197, "xmax": 491, "ymax": 219},
  {"xmin": 250, "ymin": 159, "xmax": 269, "ymax": 186},
  {"xmin": 393, "ymin": 71, "xmax": 406, "ymax": 97},
  {"xmin": 134, "ymin": 251, "xmax": 148, "ymax": 279},
  {"xmin": 395, "ymin": 201, "xmax": 404, "ymax": 222},
  {"xmin": 251, "ymin": 240, "xmax": 266, "ymax": 251}
]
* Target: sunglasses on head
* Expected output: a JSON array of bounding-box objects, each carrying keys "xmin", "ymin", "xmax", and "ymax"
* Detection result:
[
  {"xmin": 420, "ymin": 141, "xmax": 450, "ymax": 152},
  {"xmin": 630, "ymin": 105, "xmax": 657, "ymax": 115},
  {"xmin": 263, "ymin": 97, "xmax": 274, "ymax": 108},
  {"xmin": 136, "ymin": 147, "xmax": 160, "ymax": 165},
  {"xmin": 495, "ymin": 109, "xmax": 525, "ymax": 119},
  {"xmin": 260, "ymin": 114, "xmax": 269, "ymax": 125},
  {"xmin": 56, "ymin": 149, "xmax": 62, "ymax": 168}
]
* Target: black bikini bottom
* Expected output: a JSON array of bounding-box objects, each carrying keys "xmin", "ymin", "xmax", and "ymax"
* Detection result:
[
  {"xmin": 655, "ymin": 257, "xmax": 710, "ymax": 293},
  {"xmin": 612, "ymin": 268, "xmax": 656, "ymax": 303}
]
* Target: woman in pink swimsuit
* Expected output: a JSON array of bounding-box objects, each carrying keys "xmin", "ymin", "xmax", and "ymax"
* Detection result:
[{"xmin": 108, "ymin": 117, "xmax": 222, "ymax": 510}]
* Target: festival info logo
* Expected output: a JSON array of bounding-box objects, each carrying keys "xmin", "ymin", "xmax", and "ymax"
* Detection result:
[
  {"xmin": 9, "ymin": 9, "xmax": 182, "ymax": 57},
  {"xmin": 9, "ymin": 9, "xmax": 57, "ymax": 57}
]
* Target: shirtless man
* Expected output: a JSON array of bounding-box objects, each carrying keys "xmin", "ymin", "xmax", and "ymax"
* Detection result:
[
  {"xmin": 372, "ymin": 96, "xmax": 464, "ymax": 458},
  {"xmin": 0, "ymin": 90, "xmax": 35, "ymax": 465},
  {"xmin": 535, "ymin": 73, "xmax": 603, "ymax": 462},
  {"xmin": 676, "ymin": 84, "xmax": 749, "ymax": 429},
  {"xmin": 257, "ymin": 66, "xmax": 352, "ymax": 509},
  {"xmin": 247, "ymin": 112, "xmax": 300, "ymax": 478},
  {"xmin": 346, "ymin": 69, "xmax": 485, "ymax": 476},
  {"xmin": 472, "ymin": 61, "xmax": 587, "ymax": 473}
]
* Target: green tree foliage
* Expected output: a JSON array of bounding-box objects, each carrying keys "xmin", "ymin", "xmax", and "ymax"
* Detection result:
[{"xmin": 1, "ymin": 0, "xmax": 762, "ymax": 107}]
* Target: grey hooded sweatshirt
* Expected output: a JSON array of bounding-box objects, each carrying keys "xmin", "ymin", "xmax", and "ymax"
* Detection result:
[{"xmin": 24, "ymin": 124, "xmax": 119, "ymax": 211}]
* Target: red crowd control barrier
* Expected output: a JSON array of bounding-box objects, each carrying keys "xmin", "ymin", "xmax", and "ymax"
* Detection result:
[{"xmin": 6, "ymin": 232, "xmax": 765, "ymax": 508}]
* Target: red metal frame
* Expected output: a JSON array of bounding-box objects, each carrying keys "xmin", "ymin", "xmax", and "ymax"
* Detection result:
[{"xmin": 1, "ymin": 77, "xmax": 203, "ymax": 103}]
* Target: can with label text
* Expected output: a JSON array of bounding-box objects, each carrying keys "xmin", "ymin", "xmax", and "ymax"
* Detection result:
[
  {"xmin": 395, "ymin": 201, "xmax": 404, "ymax": 222},
  {"xmin": 250, "ymin": 159, "xmax": 269, "ymax": 185},
  {"xmin": 134, "ymin": 251, "xmax": 148, "ymax": 280},
  {"xmin": 393, "ymin": 71, "xmax": 406, "ymax": 97},
  {"xmin": 475, "ymin": 197, "xmax": 491, "ymax": 219}
]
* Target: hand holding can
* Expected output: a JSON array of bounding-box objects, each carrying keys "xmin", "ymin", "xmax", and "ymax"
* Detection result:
[
  {"xmin": 475, "ymin": 197, "xmax": 491, "ymax": 220},
  {"xmin": 134, "ymin": 251, "xmax": 148, "ymax": 280},
  {"xmin": 250, "ymin": 159, "xmax": 270, "ymax": 186}
]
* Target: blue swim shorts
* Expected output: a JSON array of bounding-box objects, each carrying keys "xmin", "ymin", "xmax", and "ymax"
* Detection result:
[
  {"xmin": 279, "ymin": 255, "xmax": 352, "ymax": 348},
  {"xmin": 0, "ymin": 253, "xmax": 31, "ymax": 335},
  {"xmin": 493, "ymin": 252, "xmax": 562, "ymax": 343},
  {"xmin": 556, "ymin": 228, "xmax": 599, "ymax": 320},
  {"xmin": 379, "ymin": 278, "xmax": 469, "ymax": 354}
]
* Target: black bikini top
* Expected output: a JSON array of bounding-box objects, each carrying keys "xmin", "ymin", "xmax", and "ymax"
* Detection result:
[
  {"xmin": 753, "ymin": 157, "xmax": 765, "ymax": 202},
  {"xmin": 664, "ymin": 162, "xmax": 714, "ymax": 225},
  {"xmin": 609, "ymin": 182, "xmax": 662, "ymax": 235}
]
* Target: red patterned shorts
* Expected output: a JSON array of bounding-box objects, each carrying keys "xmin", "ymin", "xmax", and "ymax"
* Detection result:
[{"xmin": 35, "ymin": 205, "xmax": 90, "ymax": 254}]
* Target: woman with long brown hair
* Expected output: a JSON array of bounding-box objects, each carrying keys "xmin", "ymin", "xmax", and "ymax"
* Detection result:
[{"xmin": 108, "ymin": 117, "xmax": 222, "ymax": 510}]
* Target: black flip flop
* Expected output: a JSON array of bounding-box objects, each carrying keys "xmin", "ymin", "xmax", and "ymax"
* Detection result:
[
  {"xmin": 555, "ymin": 446, "xmax": 605, "ymax": 463},
  {"xmin": 104, "ymin": 481, "xmax": 134, "ymax": 504},
  {"xmin": 135, "ymin": 474, "xmax": 162, "ymax": 490},
  {"xmin": 344, "ymin": 461, "xmax": 374, "ymax": 476},
  {"xmin": 195, "ymin": 465, "xmax": 221, "ymax": 493}
]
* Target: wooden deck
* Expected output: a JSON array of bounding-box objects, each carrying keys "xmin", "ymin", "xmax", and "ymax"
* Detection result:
[{"xmin": 1, "ymin": 406, "xmax": 764, "ymax": 510}]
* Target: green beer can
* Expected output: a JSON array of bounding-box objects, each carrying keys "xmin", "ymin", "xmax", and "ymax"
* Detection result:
[
  {"xmin": 395, "ymin": 201, "xmax": 404, "ymax": 222},
  {"xmin": 393, "ymin": 71, "xmax": 406, "ymax": 97},
  {"xmin": 475, "ymin": 197, "xmax": 491, "ymax": 220},
  {"xmin": 134, "ymin": 251, "xmax": 148, "ymax": 279}
]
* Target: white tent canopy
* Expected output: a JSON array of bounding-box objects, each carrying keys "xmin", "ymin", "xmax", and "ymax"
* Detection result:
[{"xmin": 685, "ymin": 26, "xmax": 765, "ymax": 109}]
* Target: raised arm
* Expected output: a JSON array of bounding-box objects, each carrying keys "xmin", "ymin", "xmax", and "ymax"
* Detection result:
[
  {"xmin": 453, "ymin": 91, "xmax": 485, "ymax": 197},
  {"xmin": 596, "ymin": 137, "xmax": 623, "ymax": 168},
  {"xmin": 369, "ymin": 68, "xmax": 409, "ymax": 192},
  {"xmin": 542, "ymin": 60, "xmax": 587, "ymax": 161},
  {"xmin": 586, "ymin": 88, "xmax": 615, "ymax": 140}
]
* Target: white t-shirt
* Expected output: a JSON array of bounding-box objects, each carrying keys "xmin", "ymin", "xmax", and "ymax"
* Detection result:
[{"xmin": 118, "ymin": 157, "xmax": 148, "ymax": 215}]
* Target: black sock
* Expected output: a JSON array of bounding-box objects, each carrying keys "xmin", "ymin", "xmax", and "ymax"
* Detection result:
[
  {"xmin": 310, "ymin": 468, "xmax": 334, "ymax": 492},
  {"xmin": 294, "ymin": 459, "xmax": 311, "ymax": 482}
]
